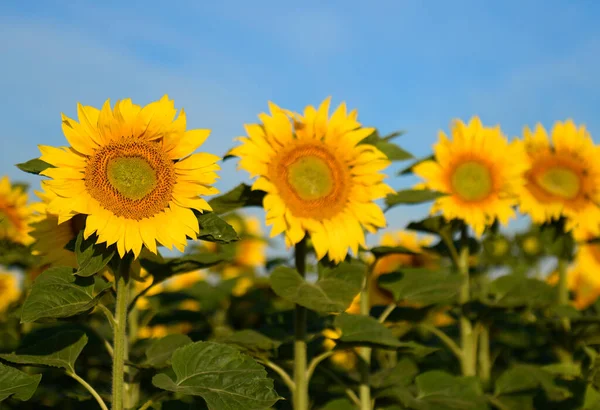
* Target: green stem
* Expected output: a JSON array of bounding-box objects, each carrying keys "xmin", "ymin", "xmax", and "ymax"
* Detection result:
[
  {"xmin": 458, "ymin": 229, "xmax": 476, "ymax": 377},
  {"xmin": 478, "ymin": 322, "xmax": 491, "ymax": 386},
  {"xmin": 67, "ymin": 371, "xmax": 109, "ymax": 410},
  {"xmin": 557, "ymin": 258, "xmax": 571, "ymax": 331},
  {"xmin": 258, "ymin": 359, "xmax": 295, "ymax": 394},
  {"xmin": 112, "ymin": 261, "xmax": 130, "ymax": 410},
  {"xmin": 294, "ymin": 238, "xmax": 308, "ymax": 410},
  {"xmin": 419, "ymin": 324, "xmax": 463, "ymax": 361},
  {"xmin": 359, "ymin": 264, "xmax": 373, "ymax": 410}
]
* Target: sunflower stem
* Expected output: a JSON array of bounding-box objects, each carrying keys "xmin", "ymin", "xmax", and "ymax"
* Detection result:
[
  {"xmin": 458, "ymin": 228, "xmax": 476, "ymax": 376},
  {"xmin": 293, "ymin": 237, "xmax": 309, "ymax": 410},
  {"xmin": 477, "ymin": 322, "xmax": 491, "ymax": 387},
  {"xmin": 112, "ymin": 257, "xmax": 131, "ymax": 410},
  {"xmin": 557, "ymin": 258, "xmax": 571, "ymax": 331},
  {"xmin": 359, "ymin": 263, "xmax": 373, "ymax": 410}
]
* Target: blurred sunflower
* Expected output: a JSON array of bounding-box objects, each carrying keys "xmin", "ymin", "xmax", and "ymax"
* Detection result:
[
  {"xmin": 231, "ymin": 97, "xmax": 393, "ymax": 262},
  {"xmin": 163, "ymin": 270, "xmax": 207, "ymax": 292},
  {"xmin": 414, "ymin": 117, "xmax": 528, "ymax": 236},
  {"xmin": 39, "ymin": 95, "xmax": 220, "ymax": 258},
  {"xmin": 30, "ymin": 182, "xmax": 86, "ymax": 269},
  {"xmin": 0, "ymin": 272, "xmax": 21, "ymax": 313},
  {"xmin": 516, "ymin": 121, "xmax": 600, "ymax": 231},
  {"xmin": 0, "ymin": 176, "xmax": 34, "ymax": 246},
  {"xmin": 322, "ymin": 328, "xmax": 357, "ymax": 370}
]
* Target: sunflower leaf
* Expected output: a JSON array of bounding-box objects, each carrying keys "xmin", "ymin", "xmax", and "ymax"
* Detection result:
[
  {"xmin": 143, "ymin": 334, "xmax": 193, "ymax": 368},
  {"xmin": 152, "ymin": 341, "xmax": 281, "ymax": 410},
  {"xmin": 374, "ymin": 141, "xmax": 414, "ymax": 161},
  {"xmin": 208, "ymin": 184, "xmax": 266, "ymax": 215},
  {"xmin": 196, "ymin": 212, "xmax": 240, "ymax": 243},
  {"xmin": 412, "ymin": 371, "xmax": 490, "ymax": 410},
  {"xmin": 141, "ymin": 251, "xmax": 232, "ymax": 281},
  {"xmin": 378, "ymin": 269, "xmax": 462, "ymax": 306},
  {"xmin": 21, "ymin": 267, "xmax": 112, "ymax": 323},
  {"xmin": 334, "ymin": 313, "xmax": 402, "ymax": 348},
  {"xmin": 0, "ymin": 330, "xmax": 87, "ymax": 374},
  {"xmin": 270, "ymin": 261, "xmax": 365, "ymax": 313},
  {"xmin": 218, "ymin": 330, "xmax": 282, "ymax": 357},
  {"xmin": 385, "ymin": 189, "xmax": 446, "ymax": 209},
  {"xmin": 370, "ymin": 245, "xmax": 418, "ymax": 258},
  {"xmin": 15, "ymin": 158, "xmax": 55, "ymax": 175},
  {"xmin": 0, "ymin": 363, "xmax": 42, "ymax": 402},
  {"xmin": 74, "ymin": 232, "xmax": 115, "ymax": 277}
]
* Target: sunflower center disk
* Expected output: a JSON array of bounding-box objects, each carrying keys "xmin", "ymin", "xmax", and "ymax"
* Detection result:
[
  {"xmin": 107, "ymin": 157, "xmax": 158, "ymax": 200},
  {"xmin": 451, "ymin": 161, "xmax": 493, "ymax": 202},
  {"xmin": 85, "ymin": 140, "xmax": 175, "ymax": 220},
  {"xmin": 287, "ymin": 156, "xmax": 334, "ymax": 200},
  {"xmin": 535, "ymin": 167, "xmax": 580, "ymax": 200},
  {"xmin": 522, "ymin": 237, "xmax": 540, "ymax": 255}
]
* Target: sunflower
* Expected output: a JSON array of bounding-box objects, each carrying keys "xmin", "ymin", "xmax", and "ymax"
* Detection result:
[
  {"xmin": 231, "ymin": 98, "xmax": 393, "ymax": 263},
  {"xmin": 39, "ymin": 95, "xmax": 220, "ymax": 258},
  {"xmin": 0, "ymin": 272, "xmax": 21, "ymax": 313},
  {"xmin": 516, "ymin": 121, "xmax": 600, "ymax": 231},
  {"xmin": 163, "ymin": 270, "xmax": 206, "ymax": 292},
  {"xmin": 29, "ymin": 181, "xmax": 86, "ymax": 269},
  {"xmin": 414, "ymin": 117, "xmax": 528, "ymax": 236},
  {"xmin": 322, "ymin": 328, "xmax": 357, "ymax": 370},
  {"xmin": 0, "ymin": 176, "xmax": 34, "ymax": 246}
]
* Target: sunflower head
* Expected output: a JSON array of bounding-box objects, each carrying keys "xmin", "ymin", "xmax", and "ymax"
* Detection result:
[
  {"xmin": 516, "ymin": 121, "xmax": 600, "ymax": 231},
  {"xmin": 414, "ymin": 117, "xmax": 528, "ymax": 236},
  {"xmin": 39, "ymin": 95, "xmax": 220, "ymax": 259},
  {"xmin": 231, "ymin": 97, "xmax": 393, "ymax": 263},
  {"xmin": 163, "ymin": 270, "xmax": 206, "ymax": 292},
  {"xmin": 0, "ymin": 272, "xmax": 21, "ymax": 313},
  {"xmin": 0, "ymin": 177, "xmax": 34, "ymax": 246}
]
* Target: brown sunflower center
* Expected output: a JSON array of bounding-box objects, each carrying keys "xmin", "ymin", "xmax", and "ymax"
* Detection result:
[
  {"xmin": 85, "ymin": 139, "xmax": 176, "ymax": 220},
  {"xmin": 269, "ymin": 142, "xmax": 350, "ymax": 219},
  {"xmin": 451, "ymin": 161, "xmax": 493, "ymax": 202},
  {"xmin": 535, "ymin": 166, "xmax": 580, "ymax": 200}
]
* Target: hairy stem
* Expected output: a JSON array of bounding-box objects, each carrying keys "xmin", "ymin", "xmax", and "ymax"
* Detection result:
[
  {"xmin": 294, "ymin": 237, "xmax": 308, "ymax": 410},
  {"xmin": 359, "ymin": 264, "xmax": 373, "ymax": 410},
  {"xmin": 67, "ymin": 371, "xmax": 109, "ymax": 410},
  {"xmin": 112, "ymin": 259, "xmax": 130, "ymax": 410}
]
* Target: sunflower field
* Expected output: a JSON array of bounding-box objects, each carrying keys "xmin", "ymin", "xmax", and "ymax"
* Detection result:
[{"xmin": 2, "ymin": 96, "xmax": 600, "ymax": 410}]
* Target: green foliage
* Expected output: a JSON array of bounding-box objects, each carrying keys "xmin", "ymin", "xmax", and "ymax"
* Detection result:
[
  {"xmin": 21, "ymin": 267, "xmax": 111, "ymax": 323},
  {"xmin": 152, "ymin": 341, "xmax": 281, "ymax": 410},
  {"xmin": 143, "ymin": 334, "xmax": 193, "ymax": 368},
  {"xmin": 0, "ymin": 363, "xmax": 42, "ymax": 402},
  {"xmin": 208, "ymin": 183, "xmax": 266, "ymax": 215},
  {"xmin": 196, "ymin": 211, "xmax": 240, "ymax": 243},
  {"xmin": 15, "ymin": 158, "xmax": 54, "ymax": 175},
  {"xmin": 270, "ymin": 261, "xmax": 365, "ymax": 313},
  {"xmin": 379, "ymin": 269, "xmax": 462, "ymax": 305},
  {"xmin": 74, "ymin": 231, "xmax": 115, "ymax": 277},
  {"xmin": 386, "ymin": 189, "xmax": 446, "ymax": 209}
]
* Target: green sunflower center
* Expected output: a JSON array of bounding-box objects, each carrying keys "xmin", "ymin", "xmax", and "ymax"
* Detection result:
[
  {"xmin": 107, "ymin": 157, "xmax": 158, "ymax": 200},
  {"xmin": 451, "ymin": 161, "xmax": 493, "ymax": 202},
  {"xmin": 287, "ymin": 156, "xmax": 334, "ymax": 200},
  {"xmin": 522, "ymin": 236, "xmax": 540, "ymax": 255},
  {"xmin": 535, "ymin": 167, "xmax": 580, "ymax": 200},
  {"xmin": 492, "ymin": 239, "xmax": 510, "ymax": 257}
]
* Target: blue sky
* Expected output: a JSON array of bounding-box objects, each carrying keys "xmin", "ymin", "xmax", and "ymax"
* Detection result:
[{"xmin": 1, "ymin": 0, "xmax": 600, "ymax": 247}]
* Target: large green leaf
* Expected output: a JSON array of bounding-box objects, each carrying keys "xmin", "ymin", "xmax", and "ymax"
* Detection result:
[
  {"xmin": 15, "ymin": 158, "xmax": 54, "ymax": 175},
  {"xmin": 143, "ymin": 334, "xmax": 193, "ymax": 368},
  {"xmin": 21, "ymin": 267, "xmax": 112, "ymax": 323},
  {"xmin": 219, "ymin": 330, "xmax": 282, "ymax": 357},
  {"xmin": 373, "ymin": 141, "xmax": 413, "ymax": 162},
  {"xmin": 371, "ymin": 358, "xmax": 419, "ymax": 389},
  {"xmin": 378, "ymin": 269, "xmax": 462, "ymax": 305},
  {"xmin": 385, "ymin": 190, "xmax": 445, "ymax": 209},
  {"xmin": 74, "ymin": 231, "xmax": 115, "ymax": 277},
  {"xmin": 398, "ymin": 155, "xmax": 434, "ymax": 176},
  {"xmin": 494, "ymin": 365, "xmax": 572, "ymax": 402},
  {"xmin": 412, "ymin": 371, "xmax": 489, "ymax": 410},
  {"xmin": 0, "ymin": 330, "xmax": 87, "ymax": 373},
  {"xmin": 196, "ymin": 212, "xmax": 239, "ymax": 243},
  {"xmin": 152, "ymin": 341, "xmax": 281, "ymax": 410},
  {"xmin": 369, "ymin": 245, "xmax": 418, "ymax": 258},
  {"xmin": 269, "ymin": 262, "xmax": 365, "ymax": 313},
  {"xmin": 141, "ymin": 251, "xmax": 233, "ymax": 282},
  {"xmin": 208, "ymin": 183, "xmax": 266, "ymax": 215},
  {"xmin": 484, "ymin": 275, "xmax": 555, "ymax": 308},
  {"xmin": 0, "ymin": 363, "xmax": 42, "ymax": 402}
]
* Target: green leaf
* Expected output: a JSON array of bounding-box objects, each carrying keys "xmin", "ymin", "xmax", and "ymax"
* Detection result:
[
  {"xmin": 152, "ymin": 341, "xmax": 281, "ymax": 410},
  {"xmin": 0, "ymin": 363, "xmax": 42, "ymax": 402},
  {"xmin": 407, "ymin": 216, "xmax": 449, "ymax": 235},
  {"xmin": 74, "ymin": 232, "xmax": 115, "ymax": 277},
  {"xmin": 370, "ymin": 245, "xmax": 418, "ymax": 258},
  {"xmin": 320, "ymin": 398, "xmax": 356, "ymax": 410},
  {"xmin": 219, "ymin": 330, "xmax": 282, "ymax": 357},
  {"xmin": 494, "ymin": 365, "xmax": 572, "ymax": 401},
  {"xmin": 378, "ymin": 269, "xmax": 462, "ymax": 305},
  {"xmin": 0, "ymin": 330, "xmax": 87, "ymax": 373},
  {"xmin": 371, "ymin": 358, "xmax": 419, "ymax": 388},
  {"xmin": 143, "ymin": 334, "xmax": 193, "ymax": 368},
  {"xmin": 208, "ymin": 183, "xmax": 266, "ymax": 215},
  {"xmin": 398, "ymin": 155, "xmax": 434, "ymax": 176},
  {"xmin": 16, "ymin": 158, "xmax": 54, "ymax": 175},
  {"xmin": 141, "ymin": 251, "xmax": 232, "ymax": 282},
  {"xmin": 484, "ymin": 275, "xmax": 554, "ymax": 308},
  {"xmin": 413, "ymin": 371, "xmax": 489, "ymax": 410},
  {"xmin": 270, "ymin": 261, "xmax": 365, "ymax": 313},
  {"xmin": 374, "ymin": 141, "xmax": 413, "ymax": 161},
  {"xmin": 196, "ymin": 212, "xmax": 240, "ymax": 243},
  {"xmin": 386, "ymin": 189, "xmax": 445, "ymax": 209},
  {"xmin": 21, "ymin": 267, "xmax": 112, "ymax": 323},
  {"xmin": 334, "ymin": 313, "xmax": 401, "ymax": 347}
]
